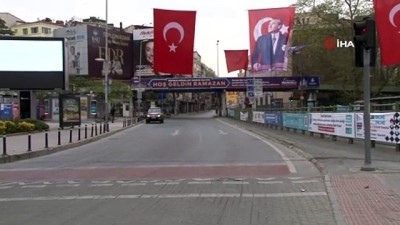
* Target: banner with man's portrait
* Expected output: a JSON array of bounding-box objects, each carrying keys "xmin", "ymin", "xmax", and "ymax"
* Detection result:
[{"xmin": 248, "ymin": 7, "xmax": 295, "ymax": 75}]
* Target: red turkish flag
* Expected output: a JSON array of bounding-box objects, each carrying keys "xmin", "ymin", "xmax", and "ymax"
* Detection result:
[
  {"xmin": 373, "ymin": 0, "xmax": 400, "ymax": 66},
  {"xmin": 224, "ymin": 50, "xmax": 249, "ymax": 73},
  {"xmin": 248, "ymin": 7, "xmax": 295, "ymax": 71},
  {"xmin": 153, "ymin": 8, "xmax": 196, "ymax": 74}
]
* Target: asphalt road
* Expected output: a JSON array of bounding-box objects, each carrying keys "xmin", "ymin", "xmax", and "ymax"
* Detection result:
[{"xmin": 0, "ymin": 111, "xmax": 336, "ymax": 225}]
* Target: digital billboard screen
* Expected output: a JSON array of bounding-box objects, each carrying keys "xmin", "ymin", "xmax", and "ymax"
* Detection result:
[{"xmin": 0, "ymin": 36, "xmax": 65, "ymax": 90}]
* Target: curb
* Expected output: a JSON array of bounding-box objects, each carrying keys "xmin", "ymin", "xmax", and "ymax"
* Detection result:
[
  {"xmin": 0, "ymin": 121, "xmax": 144, "ymax": 164},
  {"xmin": 324, "ymin": 175, "xmax": 347, "ymax": 225}
]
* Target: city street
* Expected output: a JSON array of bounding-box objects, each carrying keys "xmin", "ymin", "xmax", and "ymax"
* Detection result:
[{"xmin": 0, "ymin": 111, "xmax": 336, "ymax": 225}]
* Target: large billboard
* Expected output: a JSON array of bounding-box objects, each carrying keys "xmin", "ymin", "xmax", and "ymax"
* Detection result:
[
  {"xmin": 133, "ymin": 28, "xmax": 156, "ymax": 77},
  {"xmin": 0, "ymin": 36, "xmax": 65, "ymax": 90},
  {"xmin": 54, "ymin": 26, "xmax": 89, "ymax": 75},
  {"xmin": 87, "ymin": 25, "xmax": 133, "ymax": 80}
]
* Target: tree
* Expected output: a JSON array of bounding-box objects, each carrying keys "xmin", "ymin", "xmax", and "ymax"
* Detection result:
[
  {"xmin": 292, "ymin": 0, "xmax": 400, "ymax": 104},
  {"xmin": 0, "ymin": 18, "xmax": 14, "ymax": 35}
]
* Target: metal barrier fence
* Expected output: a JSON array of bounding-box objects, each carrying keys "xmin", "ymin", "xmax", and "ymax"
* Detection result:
[{"xmin": 227, "ymin": 106, "xmax": 400, "ymax": 152}]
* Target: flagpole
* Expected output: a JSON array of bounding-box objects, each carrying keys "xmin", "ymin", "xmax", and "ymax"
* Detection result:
[{"xmin": 217, "ymin": 40, "xmax": 220, "ymax": 76}]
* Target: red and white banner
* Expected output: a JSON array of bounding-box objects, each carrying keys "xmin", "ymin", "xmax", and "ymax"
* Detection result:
[
  {"xmin": 248, "ymin": 7, "xmax": 295, "ymax": 72},
  {"xmin": 224, "ymin": 50, "xmax": 248, "ymax": 73},
  {"xmin": 373, "ymin": 0, "xmax": 400, "ymax": 66},
  {"xmin": 153, "ymin": 8, "xmax": 196, "ymax": 74}
]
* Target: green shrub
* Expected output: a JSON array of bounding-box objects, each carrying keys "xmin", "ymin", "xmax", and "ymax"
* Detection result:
[
  {"xmin": 17, "ymin": 122, "xmax": 35, "ymax": 132},
  {"xmin": 0, "ymin": 121, "xmax": 4, "ymax": 127},
  {"xmin": 20, "ymin": 119, "xmax": 49, "ymax": 131},
  {"xmin": 0, "ymin": 125, "xmax": 5, "ymax": 134},
  {"xmin": 4, "ymin": 121, "xmax": 17, "ymax": 133}
]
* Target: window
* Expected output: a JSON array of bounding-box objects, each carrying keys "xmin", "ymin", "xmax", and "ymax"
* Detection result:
[
  {"xmin": 42, "ymin": 27, "xmax": 51, "ymax": 34},
  {"xmin": 23, "ymin": 28, "xmax": 28, "ymax": 35},
  {"xmin": 31, "ymin": 27, "xmax": 38, "ymax": 34}
]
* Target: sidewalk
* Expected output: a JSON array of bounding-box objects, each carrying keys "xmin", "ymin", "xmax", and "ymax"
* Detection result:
[
  {"xmin": 0, "ymin": 117, "xmax": 142, "ymax": 163},
  {"xmin": 219, "ymin": 117, "xmax": 400, "ymax": 225}
]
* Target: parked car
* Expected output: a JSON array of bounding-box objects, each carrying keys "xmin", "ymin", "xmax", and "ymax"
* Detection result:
[{"xmin": 146, "ymin": 107, "xmax": 164, "ymax": 124}]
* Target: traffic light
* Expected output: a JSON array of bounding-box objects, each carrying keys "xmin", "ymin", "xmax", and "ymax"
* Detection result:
[{"xmin": 353, "ymin": 17, "xmax": 376, "ymax": 67}]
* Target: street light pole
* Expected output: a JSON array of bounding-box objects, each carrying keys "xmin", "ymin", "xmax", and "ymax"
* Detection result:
[{"xmin": 216, "ymin": 40, "xmax": 220, "ymax": 76}]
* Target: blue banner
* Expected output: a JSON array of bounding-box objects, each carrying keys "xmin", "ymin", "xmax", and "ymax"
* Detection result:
[
  {"xmin": 131, "ymin": 76, "xmax": 320, "ymax": 91},
  {"xmin": 282, "ymin": 113, "xmax": 309, "ymax": 130},
  {"xmin": 0, "ymin": 104, "xmax": 13, "ymax": 120},
  {"xmin": 264, "ymin": 112, "xmax": 282, "ymax": 126}
]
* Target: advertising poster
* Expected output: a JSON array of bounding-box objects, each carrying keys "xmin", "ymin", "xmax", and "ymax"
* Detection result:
[
  {"xmin": 87, "ymin": 25, "xmax": 133, "ymax": 80},
  {"xmin": 227, "ymin": 109, "xmax": 235, "ymax": 117},
  {"xmin": 265, "ymin": 112, "xmax": 282, "ymax": 126},
  {"xmin": 309, "ymin": 113, "xmax": 355, "ymax": 138},
  {"xmin": 240, "ymin": 111, "xmax": 249, "ymax": 121},
  {"xmin": 282, "ymin": 113, "xmax": 309, "ymax": 130},
  {"xmin": 0, "ymin": 104, "xmax": 13, "ymax": 120},
  {"xmin": 226, "ymin": 92, "xmax": 238, "ymax": 108},
  {"xmin": 80, "ymin": 97, "xmax": 88, "ymax": 119},
  {"xmin": 59, "ymin": 95, "xmax": 81, "ymax": 128},
  {"xmin": 54, "ymin": 26, "xmax": 88, "ymax": 75},
  {"xmin": 355, "ymin": 112, "xmax": 400, "ymax": 143},
  {"xmin": 252, "ymin": 111, "xmax": 265, "ymax": 123}
]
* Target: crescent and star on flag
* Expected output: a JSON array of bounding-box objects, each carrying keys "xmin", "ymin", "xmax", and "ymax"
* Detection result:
[
  {"xmin": 389, "ymin": 3, "xmax": 400, "ymax": 33},
  {"xmin": 163, "ymin": 22, "xmax": 185, "ymax": 52},
  {"xmin": 253, "ymin": 17, "xmax": 289, "ymax": 40}
]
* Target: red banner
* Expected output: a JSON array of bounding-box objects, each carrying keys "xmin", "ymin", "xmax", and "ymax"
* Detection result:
[
  {"xmin": 153, "ymin": 8, "xmax": 196, "ymax": 75},
  {"xmin": 373, "ymin": 0, "xmax": 400, "ymax": 66},
  {"xmin": 248, "ymin": 7, "xmax": 295, "ymax": 72},
  {"xmin": 224, "ymin": 50, "xmax": 248, "ymax": 73}
]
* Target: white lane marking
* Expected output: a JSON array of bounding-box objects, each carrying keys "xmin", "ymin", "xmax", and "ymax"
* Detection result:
[
  {"xmin": 56, "ymin": 184, "xmax": 80, "ymax": 187},
  {"xmin": 256, "ymin": 177, "xmax": 276, "ymax": 181},
  {"xmin": 258, "ymin": 181, "xmax": 284, "ymax": 184},
  {"xmin": 292, "ymin": 180, "xmax": 319, "ymax": 184},
  {"xmin": 171, "ymin": 130, "xmax": 180, "ymax": 136},
  {"xmin": 287, "ymin": 177, "xmax": 303, "ymax": 180},
  {"xmin": 154, "ymin": 182, "xmax": 180, "ymax": 185},
  {"xmin": 90, "ymin": 184, "xmax": 114, "ymax": 187},
  {"xmin": 217, "ymin": 119, "xmax": 297, "ymax": 174},
  {"xmin": 0, "ymin": 192, "xmax": 327, "ymax": 202},
  {"xmin": 218, "ymin": 129, "xmax": 227, "ymax": 135},
  {"xmin": 188, "ymin": 181, "xmax": 212, "ymax": 185},
  {"xmin": 121, "ymin": 183, "xmax": 146, "ymax": 186},
  {"xmin": 21, "ymin": 185, "xmax": 47, "ymax": 188},
  {"xmin": 91, "ymin": 181, "xmax": 112, "ymax": 184},
  {"xmin": 0, "ymin": 186, "xmax": 13, "ymax": 189},
  {"xmin": 222, "ymin": 181, "xmax": 249, "ymax": 185}
]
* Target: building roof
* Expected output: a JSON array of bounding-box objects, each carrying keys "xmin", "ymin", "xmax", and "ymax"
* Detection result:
[{"xmin": 0, "ymin": 12, "xmax": 25, "ymax": 27}]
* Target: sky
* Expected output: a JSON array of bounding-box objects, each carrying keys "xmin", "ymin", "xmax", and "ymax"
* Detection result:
[{"xmin": 3, "ymin": 0, "xmax": 297, "ymax": 77}]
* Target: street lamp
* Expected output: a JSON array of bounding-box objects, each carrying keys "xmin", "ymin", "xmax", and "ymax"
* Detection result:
[
  {"xmin": 95, "ymin": 0, "xmax": 109, "ymax": 129},
  {"xmin": 136, "ymin": 39, "xmax": 149, "ymax": 118}
]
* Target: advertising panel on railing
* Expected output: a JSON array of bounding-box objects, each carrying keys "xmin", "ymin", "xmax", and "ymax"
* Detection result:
[
  {"xmin": 252, "ymin": 111, "xmax": 265, "ymax": 124},
  {"xmin": 265, "ymin": 112, "xmax": 282, "ymax": 126},
  {"xmin": 355, "ymin": 112, "xmax": 400, "ymax": 144},
  {"xmin": 240, "ymin": 111, "xmax": 249, "ymax": 121},
  {"xmin": 228, "ymin": 109, "xmax": 235, "ymax": 117},
  {"xmin": 282, "ymin": 113, "xmax": 309, "ymax": 130},
  {"xmin": 309, "ymin": 113, "xmax": 355, "ymax": 138}
]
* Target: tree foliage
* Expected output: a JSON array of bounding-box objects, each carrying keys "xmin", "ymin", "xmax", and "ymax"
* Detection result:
[
  {"xmin": 293, "ymin": 0, "xmax": 400, "ymax": 104},
  {"xmin": 0, "ymin": 18, "xmax": 14, "ymax": 35}
]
